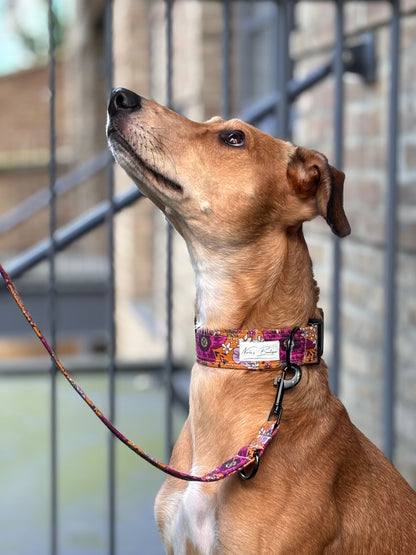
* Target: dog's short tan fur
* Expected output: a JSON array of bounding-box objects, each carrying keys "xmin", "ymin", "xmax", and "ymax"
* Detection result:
[{"xmin": 107, "ymin": 89, "xmax": 416, "ymax": 554}]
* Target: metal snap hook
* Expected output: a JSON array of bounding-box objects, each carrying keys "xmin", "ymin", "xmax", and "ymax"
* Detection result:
[{"xmin": 283, "ymin": 364, "xmax": 302, "ymax": 390}]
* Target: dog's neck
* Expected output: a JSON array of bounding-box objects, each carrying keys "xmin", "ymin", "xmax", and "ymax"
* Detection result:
[
  {"xmin": 192, "ymin": 226, "xmax": 320, "ymax": 331},
  {"xmin": 189, "ymin": 225, "xmax": 327, "ymax": 438}
]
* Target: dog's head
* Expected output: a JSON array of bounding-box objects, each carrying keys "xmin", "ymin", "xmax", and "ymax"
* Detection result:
[{"xmin": 107, "ymin": 87, "xmax": 350, "ymax": 251}]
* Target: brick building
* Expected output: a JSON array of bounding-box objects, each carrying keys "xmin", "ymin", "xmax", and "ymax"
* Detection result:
[{"xmin": 292, "ymin": 2, "xmax": 416, "ymax": 484}]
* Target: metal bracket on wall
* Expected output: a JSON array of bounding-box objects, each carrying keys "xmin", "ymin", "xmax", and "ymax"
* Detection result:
[
  {"xmin": 290, "ymin": 31, "xmax": 377, "ymax": 100},
  {"xmin": 343, "ymin": 32, "xmax": 376, "ymax": 85},
  {"xmin": 239, "ymin": 31, "xmax": 377, "ymax": 126}
]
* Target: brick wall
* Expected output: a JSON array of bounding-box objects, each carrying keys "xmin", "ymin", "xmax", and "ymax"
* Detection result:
[
  {"xmin": 293, "ymin": 1, "xmax": 416, "ymax": 485},
  {"xmin": 0, "ymin": 64, "xmax": 72, "ymax": 254}
]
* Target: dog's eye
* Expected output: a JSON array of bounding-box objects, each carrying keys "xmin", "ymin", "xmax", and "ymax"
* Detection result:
[{"xmin": 222, "ymin": 130, "xmax": 246, "ymax": 147}]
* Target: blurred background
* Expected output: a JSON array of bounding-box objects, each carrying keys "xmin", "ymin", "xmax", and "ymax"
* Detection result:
[{"xmin": 0, "ymin": 0, "xmax": 415, "ymax": 553}]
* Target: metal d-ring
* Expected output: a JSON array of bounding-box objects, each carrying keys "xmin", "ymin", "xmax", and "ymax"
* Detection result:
[
  {"xmin": 239, "ymin": 452, "xmax": 260, "ymax": 481},
  {"xmin": 283, "ymin": 364, "xmax": 302, "ymax": 390}
]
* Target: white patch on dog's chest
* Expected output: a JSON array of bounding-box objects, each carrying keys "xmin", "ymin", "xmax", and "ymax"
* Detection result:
[{"xmin": 166, "ymin": 480, "xmax": 218, "ymax": 554}]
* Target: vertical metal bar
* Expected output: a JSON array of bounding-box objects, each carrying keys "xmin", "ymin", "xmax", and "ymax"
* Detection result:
[
  {"xmin": 105, "ymin": 1, "xmax": 116, "ymax": 553},
  {"xmin": 330, "ymin": 0, "xmax": 345, "ymax": 396},
  {"xmin": 166, "ymin": 0, "xmax": 174, "ymax": 111},
  {"xmin": 276, "ymin": 0, "xmax": 290, "ymax": 139},
  {"xmin": 47, "ymin": 2, "xmax": 58, "ymax": 553},
  {"xmin": 165, "ymin": 0, "xmax": 174, "ymax": 460},
  {"xmin": 222, "ymin": 0, "xmax": 232, "ymax": 119},
  {"xmin": 383, "ymin": 0, "xmax": 400, "ymax": 462}
]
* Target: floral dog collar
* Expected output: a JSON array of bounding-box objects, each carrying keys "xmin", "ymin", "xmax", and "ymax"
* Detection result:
[{"xmin": 196, "ymin": 319, "xmax": 323, "ymax": 370}]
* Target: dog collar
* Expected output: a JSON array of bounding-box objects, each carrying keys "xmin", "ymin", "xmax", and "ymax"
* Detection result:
[{"xmin": 196, "ymin": 319, "xmax": 323, "ymax": 370}]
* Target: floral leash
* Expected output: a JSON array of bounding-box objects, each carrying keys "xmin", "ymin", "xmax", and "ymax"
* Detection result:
[{"xmin": 0, "ymin": 264, "xmax": 300, "ymax": 482}]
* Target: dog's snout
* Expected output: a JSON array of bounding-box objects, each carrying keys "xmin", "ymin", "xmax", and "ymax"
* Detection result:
[{"xmin": 108, "ymin": 88, "xmax": 142, "ymax": 116}]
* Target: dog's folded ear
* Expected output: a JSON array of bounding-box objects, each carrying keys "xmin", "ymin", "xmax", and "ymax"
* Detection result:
[{"xmin": 287, "ymin": 147, "xmax": 351, "ymax": 238}]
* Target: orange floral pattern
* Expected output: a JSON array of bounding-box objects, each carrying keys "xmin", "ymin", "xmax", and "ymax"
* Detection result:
[{"xmin": 196, "ymin": 322, "xmax": 322, "ymax": 370}]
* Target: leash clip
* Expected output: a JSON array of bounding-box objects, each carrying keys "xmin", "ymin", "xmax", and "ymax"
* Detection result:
[
  {"xmin": 268, "ymin": 362, "xmax": 302, "ymax": 424},
  {"xmin": 269, "ymin": 374, "xmax": 285, "ymax": 426},
  {"xmin": 268, "ymin": 326, "xmax": 302, "ymax": 427}
]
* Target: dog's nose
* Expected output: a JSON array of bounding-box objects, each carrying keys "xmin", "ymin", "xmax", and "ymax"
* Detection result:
[{"xmin": 108, "ymin": 88, "xmax": 142, "ymax": 116}]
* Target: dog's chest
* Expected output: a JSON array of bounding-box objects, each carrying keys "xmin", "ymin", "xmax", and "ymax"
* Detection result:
[{"xmin": 165, "ymin": 480, "xmax": 218, "ymax": 554}]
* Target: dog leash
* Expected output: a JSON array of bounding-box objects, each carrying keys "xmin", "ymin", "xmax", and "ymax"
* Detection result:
[{"xmin": 0, "ymin": 264, "xmax": 298, "ymax": 482}]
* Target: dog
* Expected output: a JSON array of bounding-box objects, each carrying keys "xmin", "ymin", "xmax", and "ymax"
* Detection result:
[{"xmin": 107, "ymin": 88, "xmax": 416, "ymax": 554}]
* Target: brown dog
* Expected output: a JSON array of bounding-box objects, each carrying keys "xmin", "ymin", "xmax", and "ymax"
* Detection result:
[{"xmin": 107, "ymin": 88, "xmax": 416, "ymax": 554}]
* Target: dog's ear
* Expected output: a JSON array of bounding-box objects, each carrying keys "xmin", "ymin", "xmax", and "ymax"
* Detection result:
[{"xmin": 287, "ymin": 147, "xmax": 351, "ymax": 237}]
